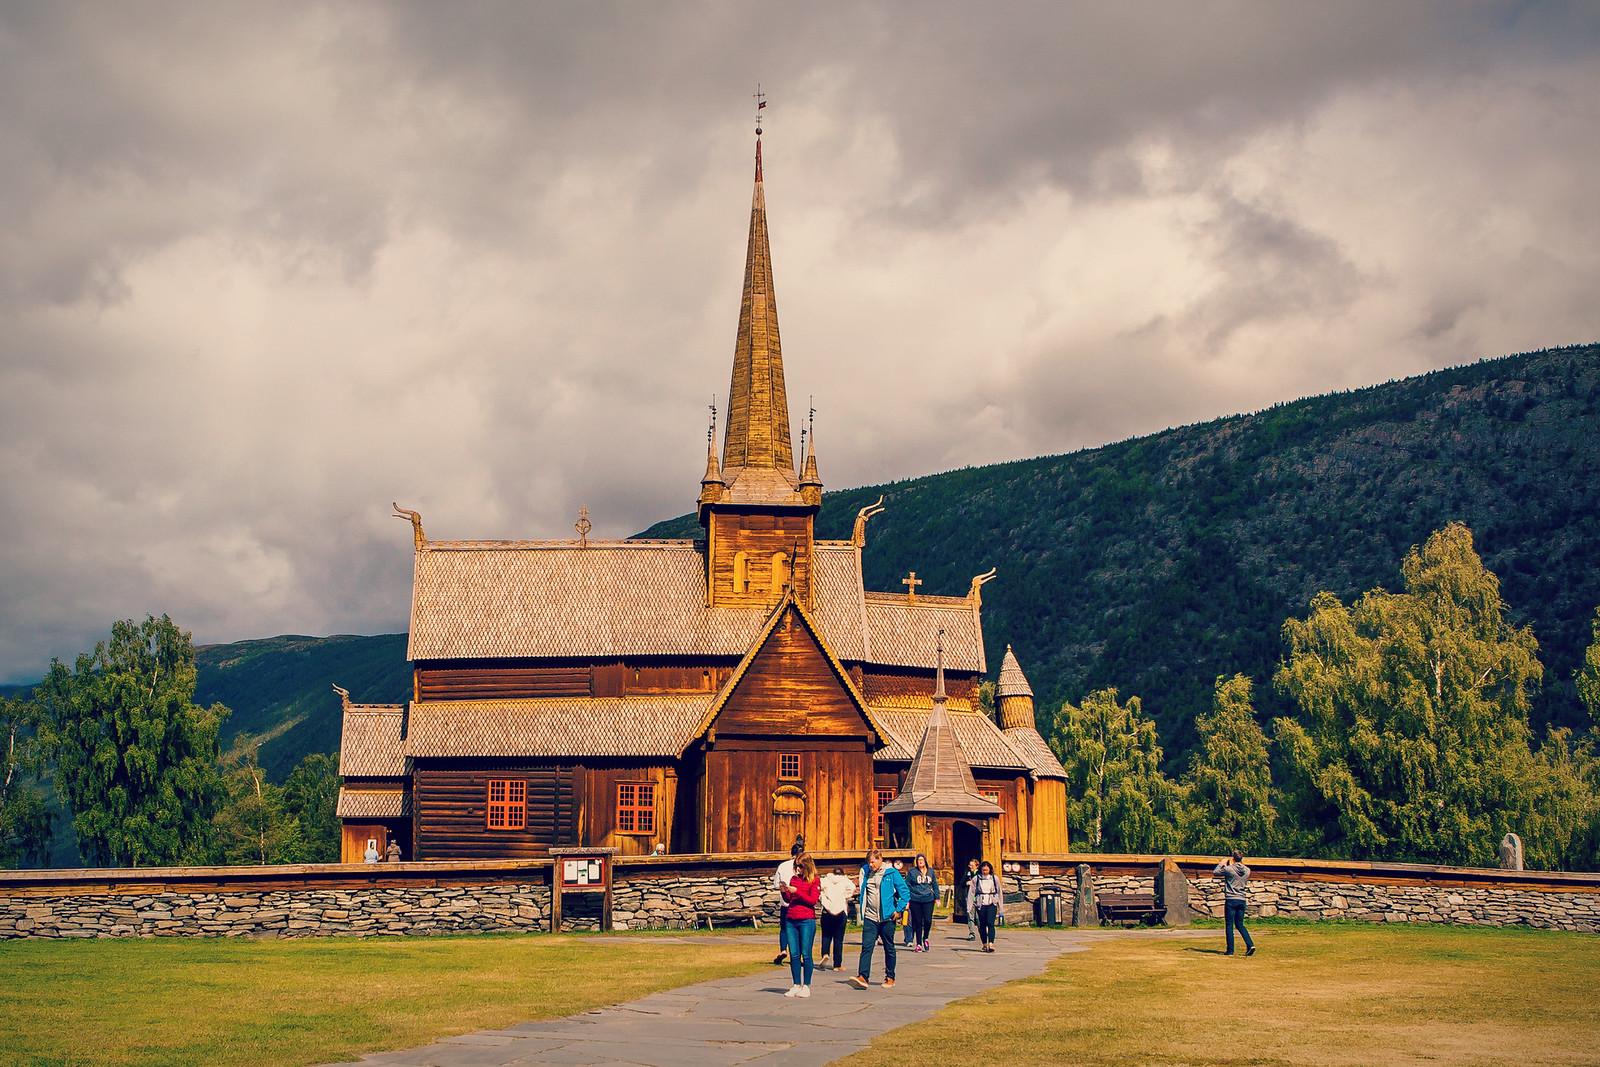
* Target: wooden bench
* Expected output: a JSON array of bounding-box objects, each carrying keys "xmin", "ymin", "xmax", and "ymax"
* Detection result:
[
  {"xmin": 695, "ymin": 908, "xmax": 764, "ymax": 930},
  {"xmin": 1097, "ymin": 893, "xmax": 1166, "ymax": 926}
]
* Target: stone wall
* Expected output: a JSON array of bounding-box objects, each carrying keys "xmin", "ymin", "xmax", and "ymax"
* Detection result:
[
  {"xmin": 610, "ymin": 872, "xmax": 778, "ymax": 931},
  {"xmin": 0, "ymin": 883, "xmax": 550, "ymax": 940},
  {"xmin": 1003, "ymin": 866, "xmax": 1600, "ymax": 933},
  {"xmin": 3, "ymin": 854, "xmax": 1598, "ymax": 940}
]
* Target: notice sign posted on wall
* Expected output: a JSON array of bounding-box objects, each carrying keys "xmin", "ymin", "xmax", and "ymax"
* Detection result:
[{"xmin": 561, "ymin": 857, "xmax": 605, "ymax": 888}]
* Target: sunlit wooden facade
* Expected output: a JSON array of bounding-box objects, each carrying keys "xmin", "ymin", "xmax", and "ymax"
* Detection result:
[{"xmin": 337, "ymin": 136, "xmax": 1070, "ymax": 872}]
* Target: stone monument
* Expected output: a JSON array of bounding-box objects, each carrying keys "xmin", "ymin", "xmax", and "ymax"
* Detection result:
[{"xmin": 1498, "ymin": 832, "xmax": 1524, "ymax": 871}]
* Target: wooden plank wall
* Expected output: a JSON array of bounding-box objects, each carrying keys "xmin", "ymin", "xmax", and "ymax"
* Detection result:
[
  {"xmin": 972, "ymin": 773, "xmax": 1026, "ymax": 854},
  {"xmin": 703, "ymin": 740, "xmax": 874, "ymax": 853},
  {"xmin": 414, "ymin": 764, "xmax": 575, "ymax": 860},
  {"xmin": 708, "ymin": 511, "xmax": 814, "ymax": 607},
  {"xmin": 860, "ymin": 667, "xmax": 977, "ymax": 703},
  {"xmin": 584, "ymin": 765, "xmax": 679, "ymax": 856},
  {"xmin": 713, "ymin": 607, "xmax": 871, "ymax": 737},
  {"xmin": 415, "ymin": 659, "xmax": 734, "ymax": 702}
]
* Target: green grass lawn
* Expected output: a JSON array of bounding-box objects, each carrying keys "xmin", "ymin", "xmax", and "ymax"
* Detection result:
[
  {"xmin": 843, "ymin": 920, "xmax": 1600, "ymax": 1067},
  {"xmin": 0, "ymin": 931, "xmax": 772, "ymax": 1067}
]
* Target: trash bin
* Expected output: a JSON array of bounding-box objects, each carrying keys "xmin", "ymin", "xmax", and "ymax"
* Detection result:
[{"xmin": 1034, "ymin": 890, "xmax": 1062, "ymax": 926}]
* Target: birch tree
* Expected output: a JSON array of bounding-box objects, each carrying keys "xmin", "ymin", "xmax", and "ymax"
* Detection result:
[
  {"xmin": 1273, "ymin": 523, "xmax": 1542, "ymax": 866},
  {"xmin": 1051, "ymin": 688, "xmax": 1181, "ymax": 853},
  {"xmin": 1181, "ymin": 674, "xmax": 1274, "ymax": 853}
]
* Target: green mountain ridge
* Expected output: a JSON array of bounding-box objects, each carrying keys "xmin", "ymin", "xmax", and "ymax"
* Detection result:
[
  {"xmin": 644, "ymin": 343, "xmax": 1600, "ymax": 754},
  {"xmin": 17, "ymin": 343, "xmax": 1600, "ymax": 788}
]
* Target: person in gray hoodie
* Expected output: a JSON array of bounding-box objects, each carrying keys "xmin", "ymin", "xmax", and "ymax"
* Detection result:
[{"xmin": 1213, "ymin": 849, "xmax": 1255, "ymax": 956}]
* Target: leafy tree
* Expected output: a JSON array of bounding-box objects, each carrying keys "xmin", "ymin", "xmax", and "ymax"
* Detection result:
[
  {"xmin": 281, "ymin": 752, "xmax": 340, "ymax": 863},
  {"xmin": 212, "ymin": 745, "xmax": 289, "ymax": 865},
  {"xmin": 1273, "ymin": 523, "xmax": 1543, "ymax": 866},
  {"xmin": 1579, "ymin": 607, "xmax": 1600, "ymax": 729},
  {"xmin": 1050, "ymin": 688, "xmax": 1182, "ymax": 853},
  {"xmin": 0, "ymin": 695, "xmax": 53, "ymax": 867},
  {"xmin": 1180, "ymin": 674, "xmax": 1274, "ymax": 854},
  {"xmin": 36, "ymin": 616, "xmax": 228, "ymax": 867}
]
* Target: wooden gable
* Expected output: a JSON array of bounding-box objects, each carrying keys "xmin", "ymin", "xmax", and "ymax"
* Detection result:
[{"xmin": 710, "ymin": 602, "xmax": 874, "ymax": 739}]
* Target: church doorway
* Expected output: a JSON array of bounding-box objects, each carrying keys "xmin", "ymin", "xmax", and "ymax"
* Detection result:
[
  {"xmin": 771, "ymin": 785, "xmax": 805, "ymax": 852},
  {"xmin": 950, "ymin": 819, "xmax": 983, "ymax": 922}
]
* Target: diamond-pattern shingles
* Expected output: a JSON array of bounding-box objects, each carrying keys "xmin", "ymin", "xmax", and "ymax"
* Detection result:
[
  {"xmin": 810, "ymin": 543, "xmax": 868, "ymax": 662},
  {"xmin": 1004, "ymin": 726, "xmax": 1069, "ymax": 780},
  {"xmin": 405, "ymin": 696, "xmax": 715, "ymax": 759},
  {"xmin": 336, "ymin": 787, "xmax": 411, "ymax": 819},
  {"xmin": 408, "ymin": 543, "xmax": 771, "ymax": 662},
  {"xmin": 870, "ymin": 706, "xmax": 1031, "ymax": 771},
  {"xmin": 862, "ymin": 594, "xmax": 985, "ymax": 672},
  {"xmin": 338, "ymin": 706, "xmax": 408, "ymax": 777}
]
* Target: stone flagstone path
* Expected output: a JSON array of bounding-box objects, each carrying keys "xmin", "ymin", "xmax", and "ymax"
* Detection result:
[{"xmin": 319, "ymin": 924, "xmax": 1213, "ymax": 1067}]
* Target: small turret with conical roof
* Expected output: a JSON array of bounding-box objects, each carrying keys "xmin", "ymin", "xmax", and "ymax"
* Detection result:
[{"xmin": 996, "ymin": 644, "xmax": 1035, "ymax": 731}]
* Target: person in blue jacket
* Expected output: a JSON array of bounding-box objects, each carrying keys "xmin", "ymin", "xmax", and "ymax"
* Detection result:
[{"xmin": 849, "ymin": 848, "xmax": 911, "ymax": 989}]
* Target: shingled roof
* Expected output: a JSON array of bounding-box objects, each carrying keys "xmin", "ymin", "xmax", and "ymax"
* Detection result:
[
  {"xmin": 405, "ymin": 695, "xmax": 714, "ymax": 759},
  {"xmin": 881, "ymin": 658, "xmax": 1003, "ymax": 818},
  {"xmin": 1002, "ymin": 726, "xmax": 1069, "ymax": 780},
  {"xmin": 338, "ymin": 705, "xmax": 409, "ymax": 778},
  {"xmin": 871, "ymin": 704, "xmax": 1032, "ymax": 772},
  {"xmin": 406, "ymin": 538, "xmax": 986, "ymax": 673}
]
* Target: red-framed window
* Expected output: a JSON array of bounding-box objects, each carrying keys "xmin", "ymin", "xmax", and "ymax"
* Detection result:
[
  {"xmin": 618, "ymin": 782, "xmax": 656, "ymax": 833},
  {"xmin": 875, "ymin": 789, "xmax": 895, "ymax": 840},
  {"xmin": 778, "ymin": 753, "xmax": 801, "ymax": 780},
  {"xmin": 486, "ymin": 779, "xmax": 526, "ymax": 830}
]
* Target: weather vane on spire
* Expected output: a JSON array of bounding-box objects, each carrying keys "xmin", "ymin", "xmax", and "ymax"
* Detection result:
[
  {"xmin": 753, "ymin": 84, "xmax": 766, "ymax": 136},
  {"xmin": 708, "ymin": 395, "xmax": 717, "ymax": 444}
]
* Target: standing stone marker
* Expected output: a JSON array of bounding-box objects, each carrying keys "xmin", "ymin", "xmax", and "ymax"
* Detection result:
[
  {"xmin": 1155, "ymin": 856, "xmax": 1192, "ymax": 926},
  {"xmin": 1073, "ymin": 863, "xmax": 1097, "ymax": 927},
  {"xmin": 1499, "ymin": 833, "xmax": 1524, "ymax": 871}
]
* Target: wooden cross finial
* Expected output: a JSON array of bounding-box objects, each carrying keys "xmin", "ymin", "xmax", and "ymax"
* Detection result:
[
  {"xmin": 902, "ymin": 571, "xmax": 923, "ymax": 602},
  {"xmin": 575, "ymin": 505, "xmax": 592, "ymax": 548}
]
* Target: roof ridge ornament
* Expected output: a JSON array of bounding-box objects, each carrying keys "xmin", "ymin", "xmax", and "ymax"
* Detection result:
[
  {"xmin": 852, "ymin": 496, "xmax": 886, "ymax": 547},
  {"xmin": 392, "ymin": 503, "xmax": 426, "ymax": 550},
  {"xmin": 575, "ymin": 506, "xmax": 592, "ymax": 548},
  {"xmin": 969, "ymin": 567, "xmax": 997, "ymax": 608}
]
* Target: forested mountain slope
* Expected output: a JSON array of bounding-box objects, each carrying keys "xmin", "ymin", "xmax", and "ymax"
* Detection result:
[
  {"xmin": 642, "ymin": 344, "xmax": 1600, "ymax": 758},
  {"xmin": 195, "ymin": 633, "xmax": 409, "ymax": 780}
]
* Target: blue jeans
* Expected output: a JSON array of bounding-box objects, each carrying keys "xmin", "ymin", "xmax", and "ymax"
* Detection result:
[
  {"xmin": 786, "ymin": 918, "xmax": 816, "ymax": 985},
  {"xmin": 1225, "ymin": 898, "xmax": 1253, "ymax": 954},
  {"xmin": 858, "ymin": 916, "xmax": 897, "ymax": 980}
]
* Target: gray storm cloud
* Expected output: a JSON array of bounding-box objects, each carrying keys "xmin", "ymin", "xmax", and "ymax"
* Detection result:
[{"xmin": 1, "ymin": 1, "xmax": 1597, "ymax": 681}]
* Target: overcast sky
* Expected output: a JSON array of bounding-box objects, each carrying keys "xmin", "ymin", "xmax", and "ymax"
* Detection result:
[{"xmin": 2, "ymin": 2, "xmax": 1598, "ymax": 682}]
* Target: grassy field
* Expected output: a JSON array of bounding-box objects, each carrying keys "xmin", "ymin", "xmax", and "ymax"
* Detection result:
[
  {"xmin": 0, "ymin": 930, "xmax": 771, "ymax": 1067},
  {"xmin": 843, "ymin": 920, "xmax": 1600, "ymax": 1067}
]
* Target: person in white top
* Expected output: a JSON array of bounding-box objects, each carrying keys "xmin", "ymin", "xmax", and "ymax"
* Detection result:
[
  {"xmin": 771, "ymin": 837, "xmax": 804, "ymax": 965},
  {"xmin": 817, "ymin": 866, "xmax": 857, "ymax": 971}
]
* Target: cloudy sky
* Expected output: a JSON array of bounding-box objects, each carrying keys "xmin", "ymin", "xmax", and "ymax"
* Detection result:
[{"xmin": 2, "ymin": 2, "xmax": 1598, "ymax": 682}]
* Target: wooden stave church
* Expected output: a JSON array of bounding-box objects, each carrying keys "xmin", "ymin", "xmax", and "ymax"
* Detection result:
[{"xmin": 336, "ymin": 135, "xmax": 1070, "ymax": 873}]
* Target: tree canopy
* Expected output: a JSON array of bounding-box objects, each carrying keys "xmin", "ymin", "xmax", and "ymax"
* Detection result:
[
  {"xmin": 36, "ymin": 615, "xmax": 228, "ymax": 867},
  {"xmin": 1050, "ymin": 687, "xmax": 1181, "ymax": 853}
]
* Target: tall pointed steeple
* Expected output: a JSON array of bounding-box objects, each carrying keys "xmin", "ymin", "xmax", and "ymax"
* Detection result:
[{"xmin": 722, "ymin": 136, "xmax": 793, "ymax": 473}]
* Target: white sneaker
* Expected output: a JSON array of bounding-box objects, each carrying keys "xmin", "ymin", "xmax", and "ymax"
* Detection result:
[
  {"xmin": 784, "ymin": 985, "xmax": 800, "ymax": 997},
  {"xmin": 797, "ymin": 986, "xmax": 811, "ymax": 998}
]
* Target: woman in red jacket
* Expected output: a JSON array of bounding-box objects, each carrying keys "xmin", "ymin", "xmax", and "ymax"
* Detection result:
[{"xmin": 781, "ymin": 853, "xmax": 823, "ymax": 997}]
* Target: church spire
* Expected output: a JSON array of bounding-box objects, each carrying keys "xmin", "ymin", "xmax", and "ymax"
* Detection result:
[{"xmin": 721, "ymin": 132, "xmax": 793, "ymax": 472}]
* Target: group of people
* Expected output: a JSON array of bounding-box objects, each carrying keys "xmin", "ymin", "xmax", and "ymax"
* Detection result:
[
  {"xmin": 768, "ymin": 839, "xmax": 1258, "ymax": 997},
  {"xmin": 771, "ymin": 841, "xmax": 1010, "ymax": 997}
]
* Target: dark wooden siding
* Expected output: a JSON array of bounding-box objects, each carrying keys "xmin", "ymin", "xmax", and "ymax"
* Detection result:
[
  {"xmin": 709, "ymin": 511, "xmax": 814, "ymax": 606},
  {"xmin": 414, "ymin": 764, "xmax": 576, "ymax": 859},
  {"xmin": 714, "ymin": 606, "xmax": 872, "ymax": 738},
  {"xmin": 415, "ymin": 658, "xmax": 734, "ymax": 702},
  {"xmin": 860, "ymin": 667, "xmax": 977, "ymax": 703}
]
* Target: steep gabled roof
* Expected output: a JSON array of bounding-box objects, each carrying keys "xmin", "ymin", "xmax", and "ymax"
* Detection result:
[
  {"xmin": 336, "ymin": 787, "xmax": 411, "ymax": 819},
  {"xmin": 691, "ymin": 591, "xmax": 885, "ymax": 744},
  {"xmin": 870, "ymin": 703, "xmax": 1032, "ymax": 772}
]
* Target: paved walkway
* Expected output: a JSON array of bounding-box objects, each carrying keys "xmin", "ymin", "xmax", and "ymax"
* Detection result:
[{"xmin": 322, "ymin": 924, "xmax": 1210, "ymax": 1067}]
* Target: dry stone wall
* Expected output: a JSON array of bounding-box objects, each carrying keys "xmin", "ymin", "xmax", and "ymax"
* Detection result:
[
  {"xmin": 0, "ymin": 883, "xmax": 551, "ymax": 940},
  {"xmin": 611, "ymin": 872, "xmax": 777, "ymax": 930}
]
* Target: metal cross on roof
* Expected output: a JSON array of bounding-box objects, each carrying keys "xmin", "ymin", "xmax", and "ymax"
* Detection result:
[
  {"xmin": 902, "ymin": 571, "xmax": 923, "ymax": 601},
  {"xmin": 575, "ymin": 505, "xmax": 592, "ymax": 548}
]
